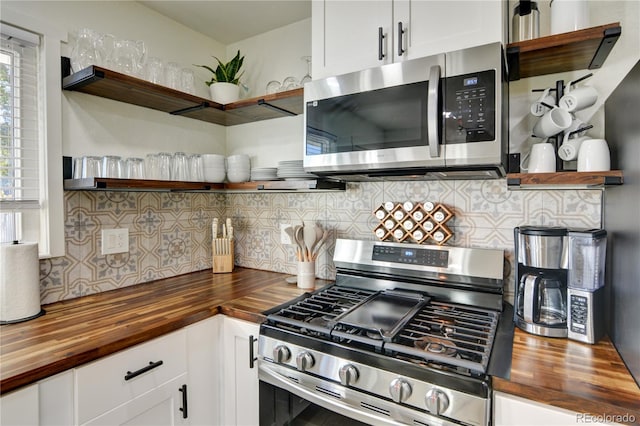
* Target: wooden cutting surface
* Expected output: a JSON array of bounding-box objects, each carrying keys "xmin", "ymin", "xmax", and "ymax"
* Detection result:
[
  {"xmin": 494, "ymin": 329, "xmax": 640, "ymax": 424},
  {"xmin": 1, "ymin": 267, "xmax": 638, "ymax": 423}
]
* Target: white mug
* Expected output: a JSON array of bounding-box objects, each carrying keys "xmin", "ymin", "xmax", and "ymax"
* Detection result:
[
  {"xmin": 577, "ymin": 139, "xmax": 610, "ymax": 172},
  {"xmin": 558, "ymin": 133, "xmax": 589, "ymax": 161},
  {"xmin": 550, "ymin": 0, "xmax": 589, "ymax": 34},
  {"xmin": 530, "ymin": 88, "xmax": 555, "ymax": 117},
  {"xmin": 524, "ymin": 143, "xmax": 556, "ymax": 173},
  {"xmin": 532, "ymin": 107, "xmax": 573, "ymax": 138},
  {"xmin": 559, "ymin": 85, "xmax": 598, "ymax": 112}
]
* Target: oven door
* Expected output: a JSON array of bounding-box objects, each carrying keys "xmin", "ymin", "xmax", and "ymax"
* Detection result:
[{"xmin": 303, "ymin": 54, "xmax": 446, "ymax": 174}]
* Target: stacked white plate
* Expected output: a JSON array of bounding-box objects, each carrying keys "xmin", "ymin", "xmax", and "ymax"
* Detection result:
[
  {"xmin": 276, "ymin": 160, "xmax": 317, "ymax": 180},
  {"xmin": 226, "ymin": 154, "xmax": 251, "ymax": 182},
  {"xmin": 202, "ymin": 154, "xmax": 226, "ymax": 183},
  {"xmin": 250, "ymin": 167, "xmax": 279, "ymax": 181}
]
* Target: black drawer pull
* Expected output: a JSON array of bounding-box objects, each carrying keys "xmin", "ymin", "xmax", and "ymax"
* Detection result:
[
  {"xmin": 179, "ymin": 384, "xmax": 188, "ymax": 419},
  {"xmin": 249, "ymin": 335, "xmax": 258, "ymax": 369},
  {"xmin": 124, "ymin": 360, "xmax": 164, "ymax": 381}
]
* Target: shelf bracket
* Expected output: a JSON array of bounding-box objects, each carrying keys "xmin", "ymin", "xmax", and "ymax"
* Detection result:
[
  {"xmin": 170, "ymin": 102, "xmax": 211, "ymax": 116},
  {"xmin": 506, "ymin": 46, "xmax": 521, "ymax": 81},
  {"xmin": 257, "ymin": 99, "xmax": 297, "ymax": 116},
  {"xmin": 589, "ymin": 26, "xmax": 622, "ymax": 70}
]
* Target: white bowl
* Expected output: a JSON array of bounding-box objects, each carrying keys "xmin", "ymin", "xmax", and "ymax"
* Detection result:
[
  {"xmin": 202, "ymin": 154, "xmax": 226, "ymax": 168},
  {"xmin": 226, "ymin": 170, "xmax": 250, "ymax": 183},
  {"xmin": 203, "ymin": 168, "xmax": 226, "ymax": 183}
]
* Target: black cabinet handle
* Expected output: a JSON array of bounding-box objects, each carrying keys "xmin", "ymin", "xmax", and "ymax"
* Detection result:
[
  {"xmin": 397, "ymin": 22, "xmax": 405, "ymax": 56},
  {"xmin": 124, "ymin": 360, "xmax": 163, "ymax": 381},
  {"xmin": 179, "ymin": 384, "xmax": 188, "ymax": 419},
  {"xmin": 249, "ymin": 335, "xmax": 258, "ymax": 369},
  {"xmin": 378, "ymin": 27, "xmax": 386, "ymax": 60}
]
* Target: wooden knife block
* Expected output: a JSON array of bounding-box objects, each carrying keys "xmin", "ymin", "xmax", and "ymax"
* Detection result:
[{"xmin": 212, "ymin": 239, "xmax": 234, "ymax": 273}]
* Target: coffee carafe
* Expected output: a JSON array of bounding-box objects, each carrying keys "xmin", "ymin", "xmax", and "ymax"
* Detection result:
[
  {"xmin": 514, "ymin": 226, "xmax": 568, "ymax": 337},
  {"xmin": 567, "ymin": 229, "xmax": 607, "ymax": 344}
]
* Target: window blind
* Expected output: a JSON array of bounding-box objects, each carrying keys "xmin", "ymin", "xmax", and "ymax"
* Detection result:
[{"xmin": 0, "ymin": 23, "xmax": 41, "ymax": 243}]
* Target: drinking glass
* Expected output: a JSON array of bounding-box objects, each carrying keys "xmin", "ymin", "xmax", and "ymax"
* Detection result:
[
  {"xmin": 145, "ymin": 153, "xmax": 159, "ymax": 180},
  {"xmin": 300, "ymin": 56, "xmax": 312, "ymax": 85},
  {"xmin": 157, "ymin": 152, "xmax": 173, "ymax": 180},
  {"xmin": 188, "ymin": 154, "xmax": 203, "ymax": 181},
  {"xmin": 145, "ymin": 57, "xmax": 165, "ymax": 85},
  {"xmin": 180, "ymin": 68, "xmax": 196, "ymax": 94},
  {"xmin": 81, "ymin": 156, "xmax": 102, "ymax": 178},
  {"xmin": 172, "ymin": 152, "xmax": 189, "ymax": 181},
  {"xmin": 70, "ymin": 28, "xmax": 103, "ymax": 72},
  {"xmin": 73, "ymin": 157, "xmax": 83, "ymax": 179},
  {"xmin": 125, "ymin": 157, "xmax": 145, "ymax": 179},
  {"xmin": 281, "ymin": 76, "xmax": 298, "ymax": 91},
  {"xmin": 164, "ymin": 62, "xmax": 181, "ymax": 90},
  {"xmin": 113, "ymin": 39, "xmax": 145, "ymax": 76},
  {"xmin": 266, "ymin": 80, "xmax": 281, "ymax": 95},
  {"xmin": 102, "ymin": 155, "xmax": 122, "ymax": 178}
]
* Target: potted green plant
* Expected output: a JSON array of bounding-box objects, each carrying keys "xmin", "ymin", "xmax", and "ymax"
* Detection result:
[{"xmin": 195, "ymin": 50, "xmax": 245, "ymax": 104}]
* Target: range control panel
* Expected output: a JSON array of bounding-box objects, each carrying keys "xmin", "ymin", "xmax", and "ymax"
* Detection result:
[{"xmin": 372, "ymin": 245, "xmax": 449, "ymax": 267}]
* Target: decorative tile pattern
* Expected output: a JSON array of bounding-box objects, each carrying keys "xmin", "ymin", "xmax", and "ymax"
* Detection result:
[{"xmin": 40, "ymin": 180, "xmax": 603, "ymax": 304}]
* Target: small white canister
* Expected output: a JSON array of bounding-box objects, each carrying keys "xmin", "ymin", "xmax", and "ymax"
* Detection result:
[{"xmin": 550, "ymin": 0, "xmax": 589, "ymax": 35}]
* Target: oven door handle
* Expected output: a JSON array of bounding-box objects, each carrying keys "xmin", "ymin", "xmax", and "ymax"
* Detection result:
[{"xmin": 427, "ymin": 64, "xmax": 442, "ymax": 158}]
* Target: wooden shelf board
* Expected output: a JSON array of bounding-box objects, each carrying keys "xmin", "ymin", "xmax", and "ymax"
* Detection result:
[
  {"xmin": 62, "ymin": 64, "xmax": 304, "ymax": 126},
  {"xmin": 64, "ymin": 177, "xmax": 344, "ymax": 192},
  {"xmin": 507, "ymin": 22, "xmax": 621, "ymax": 80},
  {"xmin": 507, "ymin": 170, "xmax": 623, "ymax": 189}
]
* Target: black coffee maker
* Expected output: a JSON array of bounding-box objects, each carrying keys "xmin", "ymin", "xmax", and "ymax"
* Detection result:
[{"xmin": 514, "ymin": 226, "xmax": 568, "ymax": 337}]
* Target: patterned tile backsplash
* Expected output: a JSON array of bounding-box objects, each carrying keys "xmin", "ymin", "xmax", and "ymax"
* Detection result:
[{"xmin": 40, "ymin": 181, "xmax": 602, "ymax": 305}]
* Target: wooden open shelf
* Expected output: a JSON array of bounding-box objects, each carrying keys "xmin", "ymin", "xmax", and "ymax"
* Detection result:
[
  {"xmin": 507, "ymin": 22, "xmax": 621, "ymax": 81},
  {"xmin": 64, "ymin": 177, "xmax": 345, "ymax": 193},
  {"xmin": 62, "ymin": 62, "xmax": 303, "ymax": 126},
  {"xmin": 507, "ymin": 170, "xmax": 623, "ymax": 189}
]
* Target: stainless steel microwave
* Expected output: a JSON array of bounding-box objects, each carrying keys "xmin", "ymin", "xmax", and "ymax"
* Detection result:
[{"xmin": 303, "ymin": 42, "xmax": 508, "ymax": 180}]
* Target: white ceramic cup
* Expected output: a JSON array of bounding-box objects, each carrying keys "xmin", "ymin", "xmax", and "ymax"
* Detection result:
[
  {"xmin": 532, "ymin": 107, "xmax": 573, "ymax": 138},
  {"xmin": 559, "ymin": 85, "xmax": 598, "ymax": 112},
  {"xmin": 577, "ymin": 139, "xmax": 610, "ymax": 172},
  {"xmin": 551, "ymin": 0, "xmax": 589, "ymax": 34},
  {"xmin": 530, "ymin": 88, "xmax": 555, "ymax": 117},
  {"xmin": 558, "ymin": 134, "xmax": 589, "ymax": 161},
  {"xmin": 527, "ymin": 143, "xmax": 556, "ymax": 173}
]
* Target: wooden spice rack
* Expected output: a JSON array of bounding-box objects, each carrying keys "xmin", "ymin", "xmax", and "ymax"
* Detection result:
[{"xmin": 373, "ymin": 202, "xmax": 453, "ymax": 245}]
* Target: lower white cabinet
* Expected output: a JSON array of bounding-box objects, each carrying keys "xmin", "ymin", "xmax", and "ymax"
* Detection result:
[
  {"xmin": 221, "ymin": 316, "xmax": 260, "ymax": 426},
  {"xmin": 494, "ymin": 391, "xmax": 620, "ymax": 426},
  {"xmin": 0, "ymin": 382, "xmax": 39, "ymax": 426}
]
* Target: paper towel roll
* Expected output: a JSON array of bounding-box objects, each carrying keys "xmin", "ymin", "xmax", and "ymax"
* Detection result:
[{"xmin": 0, "ymin": 242, "xmax": 43, "ymax": 323}]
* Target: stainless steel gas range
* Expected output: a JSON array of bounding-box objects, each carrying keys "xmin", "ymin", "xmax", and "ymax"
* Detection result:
[{"xmin": 259, "ymin": 239, "xmax": 514, "ymax": 426}]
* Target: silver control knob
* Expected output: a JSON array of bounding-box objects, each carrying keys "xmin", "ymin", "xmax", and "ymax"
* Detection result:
[
  {"xmin": 425, "ymin": 389, "xmax": 449, "ymax": 415},
  {"xmin": 272, "ymin": 345, "xmax": 291, "ymax": 364},
  {"xmin": 389, "ymin": 378, "xmax": 412, "ymax": 403},
  {"xmin": 338, "ymin": 364, "xmax": 359, "ymax": 386},
  {"xmin": 295, "ymin": 351, "xmax": 315, "ymax": 371}
]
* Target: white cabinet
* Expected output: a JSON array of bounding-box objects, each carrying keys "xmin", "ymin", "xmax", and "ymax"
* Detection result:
[
  {"xmin": 75, "ymin": 329, "xmax": 189, "ymax": 426},
  {"xmin": 185, "ymin": 315, "xmax": 222, "ymax": 426},
  {"xmin": 494, "ymin": 391, "xmax": 620, "ymax": 425},
  {"xmin": 0, "ymin": 383, "xmax": 39, "ymax": 426},
  {"xmin": 312, "ymin": 0, "xmax": 506, "ymax": 79},
  {"xmin": 221, "ymin": 316, "xmax": 260, "ymax": 426},
  {"xmin": 0, "ymin": 371, "xmax": 74, "ymax": 426}
]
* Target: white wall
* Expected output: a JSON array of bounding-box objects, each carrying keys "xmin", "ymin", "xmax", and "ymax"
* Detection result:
[{"xmin": 3, "ymin": 1, "xmax": 228, "ymax": 159}]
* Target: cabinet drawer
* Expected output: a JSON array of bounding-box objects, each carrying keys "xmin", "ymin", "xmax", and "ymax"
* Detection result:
[{"xmin": 75, "ymin": 329, "xmax": 187, "ymax": 424}]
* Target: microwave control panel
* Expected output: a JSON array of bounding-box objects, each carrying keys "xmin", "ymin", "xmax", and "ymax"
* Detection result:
[{"xmin": 444, "ymin": 70, "xmax": 496, "ymax": 144}]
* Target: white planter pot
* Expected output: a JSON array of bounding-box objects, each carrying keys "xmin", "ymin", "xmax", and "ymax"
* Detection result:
[{"xmin": 209, "ymin": 82, "xmax": 240, "ymax": 104}]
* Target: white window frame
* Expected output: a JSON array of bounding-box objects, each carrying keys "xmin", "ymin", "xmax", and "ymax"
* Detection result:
[{"xmin": 1, "ymin": 7, "xmax": 65, "ymax": 257}]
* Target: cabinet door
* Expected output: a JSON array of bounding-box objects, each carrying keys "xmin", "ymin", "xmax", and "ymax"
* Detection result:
[
  {"xmin": 186, "ymin": 316, "xmax": 222, "ymax": 426},
  {"xmin": 312, "ymin": 0, "xmax": 393, "ymax": 79},
  {"xmin": 493, "ymin": 392, "xmax": 618, "ymax": 425},
  {"xmin": 222, "ymin": 317, "xmax": 260, "ymax": 426},
  {"xmin": 82, "ymin": 374, "xmax": 189, "ymax": 426},
  {"xmin": 39, "ymin": 371, "xmax": 74, "ymax": 426},
  {"xmin": 394, "ymin": 0, "xmax": 505, "ymax": 61},
  {"xmin": 0, "ymin": 384, "xmax": 39, "ymax": 426}
]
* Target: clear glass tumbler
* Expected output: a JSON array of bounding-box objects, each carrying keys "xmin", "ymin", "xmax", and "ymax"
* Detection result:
[
  {"xmin": 102, "ymin": 155, "xmax": 122, "ymax": 178},
  {"xmin": 172, "ymin": 152, "xmax": 189, "ymax": 181},
  {"xmin": 82, "ymin": 156, "xmax": 102, "ymax": 178},
  {"xmin": 188, "ymin": 154, "xmax": 204, "ymax": 181},
  {"xmin": 125, "ymin": 157, "xmax": 145, "ymax": 179},
  {"xmin": 157, "ymin": 152, "xmax": 172, "ymax": 180}
]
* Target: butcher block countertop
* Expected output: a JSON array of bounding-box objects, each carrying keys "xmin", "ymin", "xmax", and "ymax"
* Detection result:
[{"xmin": 1, "ymin": 268, "xmax": 639, "ymax": 423}]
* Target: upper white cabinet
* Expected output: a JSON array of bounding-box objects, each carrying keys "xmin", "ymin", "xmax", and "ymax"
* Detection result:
[{"xmin": 312, "ymin": 0, "xmax": 506, "ymax": 79}]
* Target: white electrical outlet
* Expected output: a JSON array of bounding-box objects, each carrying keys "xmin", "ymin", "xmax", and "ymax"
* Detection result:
[
  {"xmin": 101, "ymin": 228, "xmax": 129, "ymax": 255},
  {"xmin": 280, "ymin": 224, "xmax": 292, "ymax": 245}
]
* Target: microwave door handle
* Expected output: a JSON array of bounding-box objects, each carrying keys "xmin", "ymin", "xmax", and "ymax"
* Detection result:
[{"xmin": 427, "ymin": 65, "xmax": 441, "ymax": 158}]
